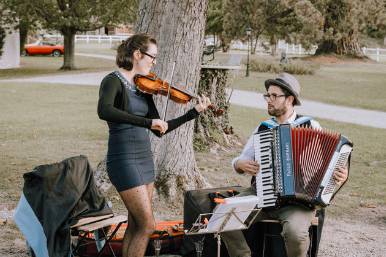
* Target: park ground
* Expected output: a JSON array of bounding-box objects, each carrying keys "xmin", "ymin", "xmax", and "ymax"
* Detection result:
[{"xmin": 0, "ymin": 43, "xmax": 385, "ymax": 257}]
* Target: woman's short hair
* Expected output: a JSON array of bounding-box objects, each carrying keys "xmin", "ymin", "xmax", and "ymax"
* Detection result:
[{"xmin": 116, "ymin": 33, "xmax": 157, "ymax": 71}]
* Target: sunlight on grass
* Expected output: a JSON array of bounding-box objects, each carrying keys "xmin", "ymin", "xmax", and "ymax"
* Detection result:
[
  {"xmin": 0, "ymin": 82, "xmax": 107, "ymax": 203},
  {"xmin": 0, "ymin": 80, "xmax": 385, "ymax": 221},
  {"xmin": 1, "ymin": 46, "xmax": 385, "ymax": 221},
  {"xmin": 76, "ymin": 42, "xmax": 117, "ymax": 56},
  {"xmin": 231, "ymin": 56, "xmax": 386, "ymax": 112},
  {"xmin": 0, "ymin": 55, "xmax": 115, "ymax": 79}
]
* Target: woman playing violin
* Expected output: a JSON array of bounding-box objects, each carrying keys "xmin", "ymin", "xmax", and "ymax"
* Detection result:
[{"xmin": 97, "ymin": 33, "xmax": 211, "ymax": 257}]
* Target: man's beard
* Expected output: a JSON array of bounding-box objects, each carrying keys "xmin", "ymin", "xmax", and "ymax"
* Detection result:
[{"xmin": 268, "ymin": 105, "xmax": 287, "ymax": 117}]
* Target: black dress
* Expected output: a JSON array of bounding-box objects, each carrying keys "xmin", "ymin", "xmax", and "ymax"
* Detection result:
[{"xmin": 98, "ymin": 71, "xmax": 199, "ymax": 192}]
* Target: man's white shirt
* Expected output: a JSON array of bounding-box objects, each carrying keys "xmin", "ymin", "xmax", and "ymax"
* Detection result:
[{"xmin": 231, "ymin": 111, "xmax": 321, "ymax": 172}]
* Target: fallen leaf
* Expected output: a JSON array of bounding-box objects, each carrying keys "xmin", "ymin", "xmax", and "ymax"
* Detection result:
[{"xmin": 359, "ymin": 202, "xmax": 377, "ymax": 208}]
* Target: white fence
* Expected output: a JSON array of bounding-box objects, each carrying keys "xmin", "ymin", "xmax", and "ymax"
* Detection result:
[
  {"xmin": 75, "ymin": 35, "xmax": 131, "ymax": 44},
  {"xmin": 280, "ymin": 43, "xmax": 317, "ymax": 55},
  {"xmin": 43, "ymin": 34, "xmax": 386, "ymax": 62},
  {"xmin": 231, "ymin": 40, "xmax": 386, "ymax": 62},
  {"xmin": 230, "ymin": 40, "xmax": 316, "ymax": 55},
  {"xmin": 362, "ymin": 47, "xmax": 386, "ymax": 62},
  {"xmin": 43, "ymin": 34, "xmax": 131, "ymax": 45}
]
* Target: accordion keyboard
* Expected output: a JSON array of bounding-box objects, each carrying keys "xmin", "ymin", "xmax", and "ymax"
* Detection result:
[
  {"xmin": 253, "ymin": 130, "xmax": 277, "ymax": 208},
  {"xmin": 252, "ymin": 125, "xmax": 353, "ymax": 208}
]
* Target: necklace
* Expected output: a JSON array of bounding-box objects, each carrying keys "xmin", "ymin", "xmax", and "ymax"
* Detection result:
[{"xmin": 114, "ymin": 70, "xmax": 136, "ymax": 92}]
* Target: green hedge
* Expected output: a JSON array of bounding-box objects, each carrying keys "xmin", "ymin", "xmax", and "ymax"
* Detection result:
[{"xmin": 249, "ymin": 58, "xmax": 318, "ymax": 75}]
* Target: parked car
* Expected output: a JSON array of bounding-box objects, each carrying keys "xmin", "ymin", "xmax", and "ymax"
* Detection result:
[{"xmin": 23, "ymin": 41, "xmax": 64, "ymax": 57}]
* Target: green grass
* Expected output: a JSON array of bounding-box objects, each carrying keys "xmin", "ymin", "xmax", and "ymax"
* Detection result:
[
  {"xmin": 76, "ymin": 42, "xmax": 117, "ymax": 56},
  {"xmin": 1, "ymin": 46, "xmax": 385, "ymax": 220},
  {"xmin": 0, "ymin": 82, "xmax": 108, "ymax": 204},
  {"xmin": 229, "ymin": 104, "xmax": 386, "ymax": 219},
  {"xmin": 3, "ymin": 48, "xmax": 385, "ymax": 113},
  {"xmin": 1, "ymin": 80, "xmax": 385, "ymax": 222},
  {"xmin": 232, "ymin": 57, "xmax": 386, "ymax": 112},
  {"xmin": 0, "ymin": 55, "xmax": 115, "ymax": 79}
]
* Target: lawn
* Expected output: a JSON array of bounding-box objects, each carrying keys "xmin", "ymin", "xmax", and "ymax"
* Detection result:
[
  {"xmin": 0, "ymin": 81, "xmax": 385, "ymax": 222},
  {"xmin": 75, "ymin": 42, "xmax": 117, "ymax": 56},
  {"xmin": 0, "ymin": 82, "xmax": 108, "ymax": 205},
  {"xmin": 230, "ymin": 54, "xmax": 386, "ymax": 112},
  {"xmin": 1, "ymin": 48, "xmax": 385, "ymax": 222},
  {"xmin": 0, "ymin": 55, "xmax": 115, "ymax": 79}
]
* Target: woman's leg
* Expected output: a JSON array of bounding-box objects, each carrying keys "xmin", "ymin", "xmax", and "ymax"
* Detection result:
[
  {"xmin": 119, "ymin": 185, "xmax": 156, "ymax": 257},
  {"xmin": 121, "ymin": 211, "xmax": 134, "ymax": 257},
  {"xmin": 146, "ymin": 182, "xmax": 154, "ymax": 201}
]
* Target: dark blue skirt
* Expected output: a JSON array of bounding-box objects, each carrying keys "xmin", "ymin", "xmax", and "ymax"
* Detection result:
[{"xmin": 106, "ymin": 124, "xmax": 155, "ymax": 192}]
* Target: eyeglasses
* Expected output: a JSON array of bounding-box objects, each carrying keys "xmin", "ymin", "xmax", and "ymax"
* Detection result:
[
  {"xmin": 140, "ymin": 51, "xmax": 157, "ymax": 63},
  {"xmin": 263, "ymin": 93, "xmax": 287, "ymax": 101}
]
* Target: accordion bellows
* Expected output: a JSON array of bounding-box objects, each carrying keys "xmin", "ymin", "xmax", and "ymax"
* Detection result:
[{"xmin": 253, "ymin": 124, "xmax": 353, "ymax": 208}]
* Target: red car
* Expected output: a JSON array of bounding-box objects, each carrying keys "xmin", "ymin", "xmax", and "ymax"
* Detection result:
[{"xmin": 23, "ymin": 41, "xmax": 64, "ymax": 57}]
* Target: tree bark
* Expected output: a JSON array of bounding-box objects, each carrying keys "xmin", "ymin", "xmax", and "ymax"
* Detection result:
[
  {"xmin": 219, "ymin": 33, "xmax": 230, "ymax": 52},
  {"xmin": 136, "ymin": 0, "xmax": 210, "ymax": 204},
  {"xmin": 314, "ymin": 1, "xmax": 363, "ymax": 57},
  {"xmin": 61, "ymin": 27, "xmax": 76, "ymax": 70},
  {"xmin": 251, "ymin": 37, "xmax": 259, "ymax": 55},
  {"xmin": 19, "ymin": 21, "xmax": 29, "ymax": 55},
  {"xmin": 270, "ymin": 35, "xmax": 277, "ymax": 56},
  {"xmin": 0, "ymin": 26, "xmax": 5, "ymax": 57},
  {"xmin": 194, "ymin": 68, "xmax": 233, "ymax": 151}
]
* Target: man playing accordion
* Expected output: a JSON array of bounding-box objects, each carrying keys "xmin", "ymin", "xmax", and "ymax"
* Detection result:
[{"xmin": 221, "ymin": 73, "xmax": 349, "ymax": 257}]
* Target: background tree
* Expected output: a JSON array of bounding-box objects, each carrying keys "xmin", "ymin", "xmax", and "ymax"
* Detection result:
[
  {"xmin": 222, "ymin": 0, "xmax": 322, "ymax": 55},
  {"xmin": 223, "ymin": 0, "xmax": 265, "ymax": 54},
  {"xmin": 360, "ymin": 0, "xmax": 386, "ymax": 39},
  {"xmin": 3, "ymin": 0, "xmax": 138, "ymax": 70},
  {"xmin": 205, "ymin": 0, "xmax": 225, "ymax": 50},
  {"xmin": 206, "ymin": 0, "xmax": 385, "ymax": 58},
  {"xmin": 312, "ymin": 0, "xmax": 380, "ymax": 56},
  {"xmin": 0, "ymin": 26, "xmax": 5, "ymax": 56},
  {"xmin": 0, "ymin": 4, "xmax": 9, "ymax": 57},
  {"xmin": 268, "ymin": 0, "xmax": 323, "ymax": 52},
  {"xmin": 136, "ymin": 0, "xmax": 210, "ymax": 204},
  {"xmin": 0, "ymin": 0, "xmax": 40, "ymax": 55}
]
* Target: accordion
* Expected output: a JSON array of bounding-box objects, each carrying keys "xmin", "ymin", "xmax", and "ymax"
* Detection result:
[{"xmin": 253, "ymin": 124, "xmax": 353, "ymax": 208}]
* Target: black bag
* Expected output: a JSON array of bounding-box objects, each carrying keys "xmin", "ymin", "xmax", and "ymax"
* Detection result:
[{"xmin": 180, "ymin": 186, "xmax": 243, "ymax": 257}]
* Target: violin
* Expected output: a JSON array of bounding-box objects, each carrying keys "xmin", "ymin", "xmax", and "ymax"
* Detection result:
[{"xmin": 134, "ymin": 72, "xmax": 224, "ymax": 116}]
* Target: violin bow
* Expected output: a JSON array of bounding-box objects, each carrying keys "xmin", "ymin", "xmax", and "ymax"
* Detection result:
[{"xmin": 161, "ymin": 62, "xmax": 176, "ymax": 121}]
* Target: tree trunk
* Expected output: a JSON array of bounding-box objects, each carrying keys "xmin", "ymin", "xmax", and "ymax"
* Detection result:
[
  {"xmin": 19, "ymin": 21, "xmax": 29, "ymax": 55},
  {"xmin": 252, "ymin": 32, "xmax": 263, "ymax": 54},
  {"xmin": 314, "ymin": 1, "xmax": 363, "ymax": 57},
  {"xmin": 315, "ymin": 35, "xmax": 363, "ymax": 56},
  {"xmin": 270, "ymin": 35, "xmax": 277, "ymax": 56},
  {"xmin": 136, "ymin": 0, "xmax": 210, "ymax": 204},
  {"xmin": 315, "ymin": 40, "xmax": 336, "ymax": 55},
  {"xmin": 219, "ymin": 33, "xmax": 230, "ymax": 52},
  {"xmin": 61, "ymin": 28, "xmax": 76, "ymax": 70},
  {"xmin": 212, "ymin": 33, "xmax": 216, "ymax": 60},
  {"xmin": 194, "ymin": 68, "xmax": 233, "ymax": 151},
  {"xmin": 0, "ymin": 26, "xmax": 5, "ymax": 57}
]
